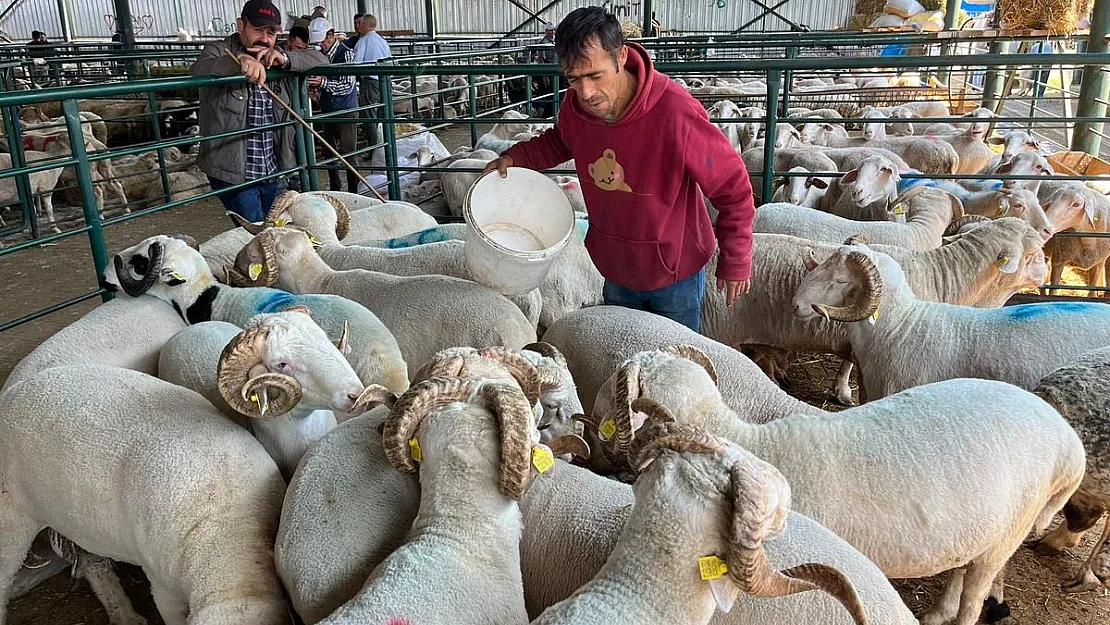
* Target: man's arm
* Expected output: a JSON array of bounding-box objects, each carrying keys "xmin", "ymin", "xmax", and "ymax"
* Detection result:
[
  {"xmin": 684, "ymin": 108, "xmax": 756, "ymax": 286},
  {"xmin": 189, "ymin": 42, "xmax": 241, "ymax": 77},
  {"xmin": 286, "ymin": 48, "xmax": 328, "ymax": 71},
  {"xmin": 497, "ymin": 125, "xmax": 573, "ymax": 173}
]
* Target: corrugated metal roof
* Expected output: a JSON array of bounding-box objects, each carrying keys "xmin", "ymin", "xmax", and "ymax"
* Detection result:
[{"xmin": 0, "ymin": 0, "xmax": 855, "ymax": 41}]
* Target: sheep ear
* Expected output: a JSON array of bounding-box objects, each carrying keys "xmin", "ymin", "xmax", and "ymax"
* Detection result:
[
  {"xmin": 996, "ymin": 162, "xmax": 1013, "ymax": 175},
  {"xmin": 708, "ymin": 576, "xmax": 740, "ymax": 613},
  {"xmin": 998, "ymin": 254, "xmax": 1020, "ymax": 274},
  {"xmin": 986, "ymin": 136, "xmax": 1006, "ymax": 145},
  {"xmin": 549, "ymin": 434, "xmax": 590, "ymax": 460},
  {"xmin": 840, "ymin": 169, "xmax": 859, "ymax": 184},
  {"xmin": 807, "ymin": 177, "xmax": 829, "ymax": 189},
  {"xmin": 822, "ymin": 123, "xmax": 834, "ymax": 131},
  {"xmin": 1085, "ymin": 202, "xmax": 1098, "ymax": 227},
  {"xmin": 772, "ymin": 177, "xmax": 787, "ymax": 190}
]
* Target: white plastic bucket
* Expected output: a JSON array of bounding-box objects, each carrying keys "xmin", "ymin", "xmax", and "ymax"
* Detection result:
[{"xmin": 463, "ymin": 167, "xmax": 575, "ymax": 296}]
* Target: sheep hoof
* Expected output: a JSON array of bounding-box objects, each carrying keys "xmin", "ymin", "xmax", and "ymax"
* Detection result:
[
  {"xmin": 1062, "ymin": 568, "xmax": 1104, "ymax": 594},
  {"xmin": 834, "ymin": 389, "xmax": 857, "ymax": 407},
  {"xmin": 982, "ymin": 597, "xmax": 1011, "ymax": 622}
]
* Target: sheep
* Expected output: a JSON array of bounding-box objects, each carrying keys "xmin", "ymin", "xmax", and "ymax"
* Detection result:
[
  {"xmin": 770, "ymin": 166, "xmax": 827, "ymax": 208},
  {"xmin": 228, "ymin": 226, "xmax": 537, "ymax": 376},
  {"xmin": 1042, "ymin": 181, "xmax": 1110, "ymax": 235},
  {"xmin": 198, "ymin": 191, "xmax": 437, "ymax": 277},
  {"xmin": 309, "ymin": 374, "xmax": 545, "ymax": 625},
  {"xmin": 792, "ymin": 243, "xmax": 1110, "ymax": 400},
  {"xmin": 156, "ymin": 312, "xmax": 372, "ymax": 480},
  {"xmin": 924, "ymin": 108, "xmax": 996, "ymax": 174},
  {"xmin": 818, "ymin": 155, "xmax": 903, "ymax": 222},
  {"xmin": 810, "ymin": 145, "xmax": 912, "ymax": 174},
  {"xmin": 1030, "ymin": 346, "xmax": 1110, "ymax": 593},
  {"xmin": 800, "ymin": 122, "xmax": 849, "ymax": 146},
  {"xmin": 275, "ymin": 404, "xmax": 918, "ymax": 625},
  {"xmin": 755, "ymin": 185, "xmax": 964, "ymax": 250},
  {"xmin": 739, "ymin": 148, "xmax": 837, "ymax": 202},
  {"xmin": 531, "ymin": 421, "xmax": 869, "ymax": 625},
  {"xmin": 1046, "ymin": 233, "xmax": 1110, "ymax": 296},
  {"xmin": 958, "ymin": 187, "xmax": 1054, "ymax": 240},
  {"xmin": 817, "ymin": 133, "xmax": 960, "ymax": 175},
  {"xmin": 540, "ymin": 305, "xmax": 822, "ymax": 418},
  {"xmin": 598, "ymin": 348, "xmax": 1084, "ymax": 625},
  {"xmin": 0, "ymin": 143, "xmax": 69, "ymax": 233},
  {"xmin": 962, "ymin": 151, "xmax": 1054, "ymax": 194},
  {"xmin": 856, "ymin": 105, "xmax": 891, "ymax": 141},
  {"xmin": 748, "ymin": 122, "xmax": 804, "ymax": 151},
  {"xmin": 102, "ymin": 234, "xmax": 410, "ymax": 395},
  {"xmin": 309, "ymin": 239, "xmax": 544, "ymax": 328},
  {"xmin": 0, "ymin": 365, "xmax": 292, "ymax": 625},
  {"xmin": 702, "ymin": 221, "xmax": 1048, "ymax": 405},
  {"xmin": 984, "ymin": 129, "xmax": 1041, "ymax": 169},
  {"xmin": 441, "ymin": 157, "xmax": 497, "ymax": 214}
]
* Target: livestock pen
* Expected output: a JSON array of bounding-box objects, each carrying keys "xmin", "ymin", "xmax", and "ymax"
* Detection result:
[{"xmin": 2, "ymin": 20, "xmax": 1110, "ymax": 625}]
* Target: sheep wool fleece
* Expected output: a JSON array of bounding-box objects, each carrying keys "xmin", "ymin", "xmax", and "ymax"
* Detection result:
[{"xmin": 505, "ymin": 42, "xmax": 755, "ymax": 291}]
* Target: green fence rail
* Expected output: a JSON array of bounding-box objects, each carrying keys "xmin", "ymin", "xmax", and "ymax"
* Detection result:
[{"xmin": 2, "ymin": 38, "xmax": 1110, "ymax": 336}]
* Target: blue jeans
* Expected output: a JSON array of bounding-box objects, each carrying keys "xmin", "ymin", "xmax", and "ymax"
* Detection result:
[
  {"xmin": 602, "ymin": 269, "xmax": 706, "ymax": 332},
  {"xmin": 208, "ymin": 176, "xmax": 287, "ymax": 225}
]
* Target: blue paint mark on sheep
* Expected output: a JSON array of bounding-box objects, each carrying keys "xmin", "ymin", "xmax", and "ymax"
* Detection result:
[
  {"xmin": 1003, "ymin": 302, "xmax": 1110, "ymax": 321},
  {"xmin": 255, "ymin": 290, "xmax": 300, "ymax": 314}
]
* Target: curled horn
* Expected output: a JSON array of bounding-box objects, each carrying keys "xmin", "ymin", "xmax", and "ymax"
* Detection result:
[
  {"xmin": 481, "ymin": 380, "xmax": 540, "ymax": 500},
  {"xmin": 610, "ymin": 359, "xmax": 642, "ymax": 459},
  {"xmin": 227, "ymin": 211, "xmax": 268, "ymax": 235},
  {"xmin": 411, "ymin": 352, "xmax": 470, "ymax": 385},
  {"xmin": 630, "ymin": 397, "xmax": 678, "ymax": 431},
  {"xmin": 384, "ymin": 376, "xmax": 478, "ymax": 474},
  {"xmin": 811, "ymin": 251, "xmax": 883, "ymax": 323},
  {"xmin": 661, "ymin": 345, "xmax": 718, "ymax": 386},
  {"xmin": 317, "ymin": 192, "xmax": 351, "ymax": 240},
  {"xmin": 523, "ymin": 341, "xmax": 568, "ymax": 368},
  {"xmin": 630, "ymin": 420, "xmax": 726, "ymax": 473},
  {"xmin": 169, "ymin": 233, "xmax": 199, "ymax": 249},
  {"xmin": 264, "ymin": 190, "xmax": 299, "ymax": 225},
  {"xmin": 113, "ymin": 240, "xmax": 165, "ymax": 297},
  {"xmin": 726, "ymin": 456, "xmax": 868, "ymax": 624},
  {"xmin": 228, "ymin": 230, "xmax": 280, "ymax": 287},
  {"xmin": 476, "ymin": 346, "xmax": 542, "ymax": 406},
  {"xmin": 943, "ymin": 214, "xmax": 991, "ymax": 236},
  {"xmin": 352, "ymin": 384, "xmax": 398, "ymax": 412},
  {"xmin": 216, "ymin": 324, "xmax": 302, "ymax": 419}
]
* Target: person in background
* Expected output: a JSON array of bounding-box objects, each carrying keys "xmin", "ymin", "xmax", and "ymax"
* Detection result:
[
  {"xmin": 484, "ymin": 7, "xmax": 755, "ymax": 331},
  {"xmin": 189, "ymin": 0, "xmax": 327, "ymax": 224},
  {"xmin": 308, "ymin": 21, "xmax": 361, "ymax": 193},
  {"xmin": 285, "ymin": 26, "xmax": 309, "ymax": 50},
  {"xmin": 345, "ymin": 13, "xmax": 364, "ymax": 49},
  {"xmin": 352, "ymin": 14, "xmax": 392, "ymax": 163},
  {"xmin": 530, "ymin": 21, "xmax": 557, "ymax": 118}
]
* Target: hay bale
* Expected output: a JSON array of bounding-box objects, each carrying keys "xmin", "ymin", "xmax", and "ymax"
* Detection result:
[
  {"xmin": 620, "ymin": 21, "xmax": 642, "ymax": 38},
  {"xmin": 1000, "ymin": 0, "xmax": 1093, "ymax": 34},
  {"xmin": 920, "ymin": 0, "xmax": 943, "ymax": 9},
  {"xmin": 847, "ymin": 12, "xmax": 883, "ymax": 29},
  {"xmin": 856, "ymin": 0, "xmax": 887, "ymax": 14}
]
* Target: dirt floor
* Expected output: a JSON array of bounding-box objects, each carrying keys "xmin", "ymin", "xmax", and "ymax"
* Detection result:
[{"xmin": 2, "ymin": 124, "xmax": 1109, "ymax": 624}]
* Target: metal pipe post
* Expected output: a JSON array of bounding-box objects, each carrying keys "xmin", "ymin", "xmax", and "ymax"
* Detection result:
[
  {"xmin": 1072, "ymin": 0, "xmax": 1110, "ymax": 155},
  {"xmin": 56, "ymin": 0, "xmax": 73, "ymax": 42},
  {"xmin": 380, "ymin": 76, "xmax": 401, "ymax": 200},
  {"xmin": 424, "ymin": 0, "xmax": 436, "ymax": 38},
  {"xmin": 291, "ymin": 78, "xmax": 314, "ymax": 191},
  {"xmin": 2, "ymin": 105, "xmax": 38, "ymax": 238},
  {"xmin": 357, "ymin": 0, "xmax": 368, "ymax": 14},
  {"xmin": 62, "ymin": 99, "xmax": 112, "ymax": 301},
  {"xmin": 113, "ymin": 0, "xmax": 136, "ymax": 49},
  {"xmin": 761, "ymin": 70, "xmax": 781, "ymax": 204},
  {"xmin": 642, "ymin": 0, "xmax": 654, "ymax": 37}
]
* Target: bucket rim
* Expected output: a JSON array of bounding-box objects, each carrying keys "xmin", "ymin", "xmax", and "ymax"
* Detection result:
[{"xmin": 463, "ymin": 167, "xmax": 575, "ymax": 257}]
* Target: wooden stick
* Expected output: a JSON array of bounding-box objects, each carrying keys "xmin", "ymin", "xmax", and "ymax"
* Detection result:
[{"xmin": 224, "ymin": 48, "xmax": 388, "ymax": 203}]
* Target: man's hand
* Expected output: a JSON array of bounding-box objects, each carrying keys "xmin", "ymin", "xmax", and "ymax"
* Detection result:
[
  {"xmin": 482, "ymin": 155, "xmax": 514, "ymax": 178},
  {"xmin": 248, "ymin": 46, "xmax": 288, "ymax": 69},
  {"xmin": 237, "ymin": 53, "xmax": 267, "ymax": 85},
  {"xmin": 717, "ymin": 278, "xmax": 751, "ymax": 307}
]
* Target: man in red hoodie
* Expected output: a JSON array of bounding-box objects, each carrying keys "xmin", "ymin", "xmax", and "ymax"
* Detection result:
[{"xmin": 484, "ymin": 7, "xmax": 755, "ymax": 332}]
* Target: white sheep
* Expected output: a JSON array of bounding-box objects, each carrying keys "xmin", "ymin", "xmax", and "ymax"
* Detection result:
[
  {"xmin": 275, "ymin": 408, "xmax": 918, "ymax": 625},
  {"xmin": 531, "ymin": 421, "xmax": 869, "ymax": 625},
  {"xmin": 228, "ymin": 226, "xmax": 537, "ymax": 376},
  {"xmin": 157, "ymin": 311, "xmax": 371, "ymax": 480},
  {"xmin": 924, "ymin": 108, "xmax": 996, "ymax": 174},
  {"xmin": 817, "ymin": 133, "xmax": 960, "ymax": 175},
  {"xmin": 819, "ymin": 155, "xmax": 903, "ymax": 221},
  {"xmin": 984, "ymin": 129, "xmax": 1041, "ymax": 169},
  {"xmin": 102, "ymin": 234, "xmax": 410, "ymax": 394},
  {"xmin": 0, "ymin": 365, "xmax": 292, "ymax": 625},
  {"xmin": 792, "ymin": 243, "xmax": 1110, "ymax": 399},
  {"xmin": 598, "ymin": 347, "xmax": 1084, "ymax": 625},
  {"xmin": 313, "ymin": 375, "xmax": 541, "ymax": 625},
  {"xmin": 770, "ymin": 166, "xmax": 827, "ymax": 208},
  {"xmin": 701, "ymin": 222, "xmax": 1048, "ymax": 405},
  {"xmin": 755, "ymin": 185, "xmax": 963, "ymax": 250}
]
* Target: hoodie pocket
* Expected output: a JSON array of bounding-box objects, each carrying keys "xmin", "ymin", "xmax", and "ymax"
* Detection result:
[{"xmin": 586, "ymin": 227, "xmax": 676, "ymax": 291}]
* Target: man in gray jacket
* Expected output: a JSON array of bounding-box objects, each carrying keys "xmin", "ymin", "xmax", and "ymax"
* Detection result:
[{"xmin": 189, "ymin": 0, "xmax": 327, "ymax": 223}]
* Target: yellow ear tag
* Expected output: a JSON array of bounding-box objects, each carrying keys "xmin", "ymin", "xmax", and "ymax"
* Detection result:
[
  {"xmin": 998, "ymin": 255, "xmax": 1009, "ymax": 268},
  {"xmin": 869, "ymin": 308, "xmax": 879, "ymax": 325},
  {"xmin": 698, "ymin": 555, "xmax": 729, "ymax": 581},
  {"xmin": 249, "ymin": 263, "xmax": 263, "ymax": 280},
  {"xmin": 409, "ymin": 437, "xmax": 422, "ymax": 463},
  {"xmin": 599, "ymin": 418, "xmax": 617, "ymax": 441},
  {"xmin": 275, "ymin": 218, "xmax": 288, "ymax": 227},
  {"xmin": 250, "ymin": 392, "xmax": 261, "ymax": 407},
  {"xmin": 310, "ymin": 236, "xmax": 322, "ymax": 246},
  {"xmin": 169, "ymin": 272, "xmax": 186, "ymax": 281},
  {"xmin": 996, "ymin": 205, "xmax": 1006, "ymax": 217},
  {"xmin": 532, "ymin": 446, "xmax": 555, "ymax": 473},
  {"xmin": 893, "ymin": 204, "xmax": 905, "ymax": 216}
]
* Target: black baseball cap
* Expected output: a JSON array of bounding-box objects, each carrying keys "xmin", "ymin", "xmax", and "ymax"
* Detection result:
[{"xmin": 241, "ymin": 0, "xmax": 282, "ymax": 27}]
